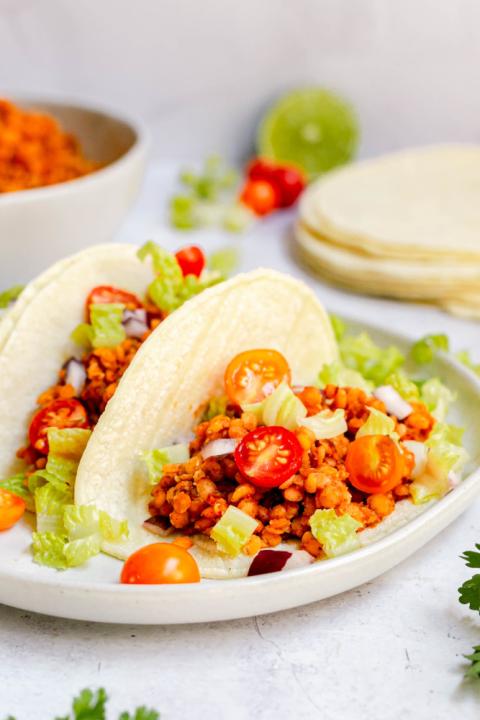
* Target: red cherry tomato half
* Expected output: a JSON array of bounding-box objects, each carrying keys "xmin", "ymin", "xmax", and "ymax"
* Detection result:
[
  {"xmin": 0, "ymin": 488, "xmax": 26, "ymax": 531},
  {"xmin": 175, "ymin": 246, "xmax": 206, "ymax": 277},
  {"xmin": 345, "ymin": 434, "xmax": 405, "ymax": 494},
  {"xmin": 120, "ymin": 542, "xmax": 201, "ymax": 584},
  {"xmin": 234, "ymin": 426, "xmax": 303, "ymax": 489},
  {"xmin": 247, "ymin": 158, "xmax": 306, "ymax": 208},
  {"xmin": 224, "ymin": 349, "xmax": 291, "ymax": 406},
  {"xmin": 239, "ymin": 180, "xmax": 280, "ymax": 216},
  {"xmin": 85, "ymin": 285, "xmax": 142, "ymax": 320},
  {"xmin": 29, "ymin": 399, "xmax": 89, "ymax": 455}
]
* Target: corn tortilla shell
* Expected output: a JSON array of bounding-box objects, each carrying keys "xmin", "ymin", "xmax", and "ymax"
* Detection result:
[
  {"xmin": 300, "ymin": 145, "xmax": 480, "ymax": 261},
  {"xmin": 74, "ymin": 269, "xmax": 339, "ymax": 578},
  {"xmin": 0, "ymin": 244, "xmax": 152, "ymax": 478}
]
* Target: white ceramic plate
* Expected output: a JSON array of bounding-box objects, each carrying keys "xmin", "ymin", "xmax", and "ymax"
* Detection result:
[{"xmin": 0, "ymin": 320, "xmax": 479, "ymax": 624}]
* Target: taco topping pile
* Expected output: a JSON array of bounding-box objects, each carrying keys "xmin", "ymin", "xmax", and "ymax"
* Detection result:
[{"xmin": 144, "ymin": 335, "xmax": 468, "ymax": 567}]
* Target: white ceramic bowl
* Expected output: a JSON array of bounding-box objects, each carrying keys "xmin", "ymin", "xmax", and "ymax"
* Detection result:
[{"xmin": 0, "ymin": 98, "xmax": 148, "ymax": 285}]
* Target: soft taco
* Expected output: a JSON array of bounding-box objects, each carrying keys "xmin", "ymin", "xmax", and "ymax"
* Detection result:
[
  {"xmin": 65, "ymin": 271, "xmax": 468, "ymax": 581},
  {"xmin": 0, "ymin": 241, "xmax": 232, "ymax": 521}
]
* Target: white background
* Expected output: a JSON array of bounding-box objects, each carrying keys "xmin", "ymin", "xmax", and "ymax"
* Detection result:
[
  {"xmin": 1, "ymin": 0, "xmax": 480, "ymax": 160},
  {"xmin": 1, "ymin": 2, "xmax": 480, "ymax": 719}
]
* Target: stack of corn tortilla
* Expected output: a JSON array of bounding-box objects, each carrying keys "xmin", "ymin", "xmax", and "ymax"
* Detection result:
[{"xmin": 294, "ymin": 144, "xmax": 480, "ymax": 318}]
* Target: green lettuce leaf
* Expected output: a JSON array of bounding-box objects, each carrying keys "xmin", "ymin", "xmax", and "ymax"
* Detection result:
[
  {"xmin": 339, "ymin": 332, "xmax": 405, "ymax": 386},
  {"xmin": 30, "ymin": 428, "xmax": 91, "ymax": 494},
  {"xmin": 356, "ymin": 407, "xmax": 398, "ymax": 440},
  {"xmin": 71, "ymin": 304, "xmax": 126, "ymax": 349},
  {"xmin": 0, "ymin": 284, "xmax": 24, "ymax": 309},
  {"xmin": 143, "ymin": 445, "xmax": 190, "ymax": 484},
  {"xmin": 244, "ymin": 382, "xmax": 307, "ymax": 430},
  {"xmin": 201, "ymin": 395, "xmax": 231, "ymax": 421},
  {"xmin": 456, "ymin": 350, "xmax": 480, "ymax": 376},
  {"xmin": 309, "ymin": 509, "xmax": 362, "ymax": 558},
  {"xmin": 0, "ymin": 473, "xmax": 34, "ymax": 511},
  {"xmin": 32, "ymin": 531, "xmax": 68, "ymax": 570},
  {"xmin": 35, "ymin": 484, "xmax": 72, "ymax": 534},
  {"xmin": 420, "ymin": 378, "xmax": 456, "ymax": 421},
  {"xmin": 301, "ymin": 409, "xmax": 347, "ymax": 439},
  {"xmin": 319, "ymin": 361, "xmax": 373, "ymax": 393},
  {"xmin": 211, "ymin": 505, "xmax": 258, "ymax": 557},
  {"xmin": 207, "ymin": 247, "xmax": 239, "ymax": 277},
  {"xmin": 411, "ymin": 334, "xmax": 449, "ymax": 365},
  {"xmin": 329, "ymin": 314, "xmax": 346, "ymax": 342}
]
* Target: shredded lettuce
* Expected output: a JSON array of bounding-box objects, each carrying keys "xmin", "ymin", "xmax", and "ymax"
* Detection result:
[
  {"xmin": 420, "ymin": 378, "xmax": 456, "ymax": 422},
  {"xmin": 211, "ymin": 505, "xmax": 258, "ymax": 557},
  {"xmin": 309, "ymin": 509, "xmax": 362, "ymax": 558},
  {"xmin": 32, "ymin": 532, "xmax": 69, "ymax": 570},
  {"xmin": 143, "ymin": 445, "xmax": 190, "ymax": 484},
  {"xmin": 356, "ymin": 407, "xmax": 398, "ymax": 440},
  {"xmin": 385, "ymin": 371, "xmax": 420, "ymax": 402},
  {"xmin": 71, "ymin": 304, "xmax": 126, "ymax": 349},
  {"xmin": 0, "ymin": 473, "xmax": 34, "ymax": 511},
  {"xmin": 338, "ymin": 332, "xmax": 405, "ymax": 386},
  {"xmin": 207, "ymin": 248, "xmax": 239, "ymax": 278},
  {"xmin": 410, "ymin": 423, "xmax": 469, "ymax": 504},
  {"xmin": 0, "ymin": 284, "xmax": 24, "ymax": 309},
  {"xmin": 137, "ymin": 241, "xmax": 222, "ymax": 313},
  {"xmin": 301, "ymin": 409, "xmax": 347, "ymax": 440},
  {"xmin": 411, "ymin": 334, "xmax": 449, "ymax": 365},
  {"xmin": 456, "ymin": 350, "xmax": 480, "ymax": 377},
  {"xmin": 30, "ymin": 428, "xmax": 91, "ymax": 494},
  {"xmin": 244, "ymin": 382, "xmax": 307, "ymax": 430},
  {"xmin": 35, "ymin": 484, "xmax": 72, "ymax": 534},
  {"xmin": 201, "ymin": 395, "xmax": 231, "ymax": 421},
  {"xmin": 329, "ymin": 314, "xmax": 346, "ymax": 342},
  {"xmin": 319, "ymin": 361, "xmax": 373, "ymax": 393}
]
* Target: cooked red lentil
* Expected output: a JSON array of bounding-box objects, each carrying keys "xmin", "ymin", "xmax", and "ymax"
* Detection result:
[{"xmin": 148, "ymin": 385, "xmax": 435, "ymax": 558}]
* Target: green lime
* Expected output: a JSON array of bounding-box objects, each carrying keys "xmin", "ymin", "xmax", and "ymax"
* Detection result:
[{"xmin": 257, "ymin": 88, "xmax": 359, "ymax": 180}]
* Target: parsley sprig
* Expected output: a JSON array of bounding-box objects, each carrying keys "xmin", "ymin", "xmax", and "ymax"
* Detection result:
[
  {"xmin": 459, "ymin": 544, "xmax": 480, "ymax": 678},
  {"xmin": 4, "ymin": 688, "xmax": 159, "ymax": 720}
]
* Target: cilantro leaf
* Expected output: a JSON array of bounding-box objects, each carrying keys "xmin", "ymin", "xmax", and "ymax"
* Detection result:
[
  {"xmin": 464, "ymin": 646, "xmax": 480, "ymax": 679},
  {"xmin": 71, "ymin": 688, "xmax": 107, "ymax": 720},
  {"xmin": 118, "ymin": 708, "xmax": 159, "ymax": 720},
  {"xmin": 458, "ymin": 574, "xmax": 480, "ymax": 612},
  {"xmin": 461, "ymin": 545, "xmax": 480, "ymax": 568}
]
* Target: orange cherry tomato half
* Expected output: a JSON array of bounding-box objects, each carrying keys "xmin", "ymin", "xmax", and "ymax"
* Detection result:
[
  {"xmin": 345, "ymin": 434, "xmax": 405, "ymax": 494},
  {"xmin": 234, "ymin": 426, "xmax": 303, "ymax": 489},
  {"xmin": 120, "ymin": 542, "xmax": 201, "ymax": 585},
  {"xmin": 0, "ymin": 488, "xmax": 26, "ymax": 531},
  {"xmin": 239, "ymin": 179, "xmax": 280, "ymax": 216},
  {"xmin": 29, "ymin": 398, "xmax": 89, "ymax": 455},
  {"xmin": 175, "ymin": 245, "xmax": 206, "ymax": 277},
  {"xmin": 224, "ymin": 349, "xmax": 291, "ymax": 406},
  {"xmin": 85, "ymin": 285, "xmax": 142, "ymax": 320}
]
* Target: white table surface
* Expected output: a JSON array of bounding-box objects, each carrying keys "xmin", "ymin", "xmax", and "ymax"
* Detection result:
[{"xmin": 1, "ymin": 164, "xmax": 480, "ymax": 720}]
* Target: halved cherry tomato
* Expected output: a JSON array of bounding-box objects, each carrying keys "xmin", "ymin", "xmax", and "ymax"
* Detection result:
[
  {"xmin": 224, "ymin": 349, "xmax": 291, "ymax": 406},
  {"xmin": 239, "ymin": 179, "xmax": 280, "ymax": 216},
  {"xmin": 85, "ymin": 285, "xmax": 142, "ymax": 320},
  {"xmin": 120, "ymin": 542, "xmax": 201, "ymax": 584},
  {"xmin": 0, "ymin": 488, "xmax": 26, "ymax": 531},
  {"xmin": 29, "ymin": 398, "xmax": 89, "ymax": 454},
  {"xmin": 345, "ymin": 435, "xmax": 405, "ymax": 494},
  {"xmin": 234, "ymin": 426, "xmax": 303, "ymax": 489},
  {"xmin": 247, "ymin": 158, "xmax": 306, "ymax": 208},
  {"xmin": 175, "ymin": 246, "xmax": 206, "ymax": 277}
]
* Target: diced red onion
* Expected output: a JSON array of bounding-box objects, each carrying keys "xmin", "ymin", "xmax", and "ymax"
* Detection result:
[
  {"xmin": 403, "ymin": 440, "xmax": 428, "ymax": 478},
  {"xmin": 248, "ymin": 549, "xmax": 292, "ymax": 576},
  {"xmin": 143, "ymin": 515, "xmax": 174, "ymax": 537},
  {"xmin": 201, "ymin": 438, "xmax": 238, "ymax": 459},
  {"xmin": 123, "ymin": 308, "xmax": 148, "ymax": 338},
  {"xmin": 374, "ymin": 385, "xmax": 413, "ymax": 420},
  {"xmin": 64, "ymin": 358, "xmax": 86, "ymax": 395}
]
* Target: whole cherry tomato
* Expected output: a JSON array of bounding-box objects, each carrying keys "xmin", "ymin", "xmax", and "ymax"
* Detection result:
[
  {"xmin": 247, "ymin": 158, "xmax": 306, "ymax": 208},
  {"xmin": 175, "ymin": 245, "xmax": 206, "ymax": 277},
  {"xmin": 120, "ymin": 542, "xmax": 201, "ymax": 584},
  {"xmin": 29, "ymin": 398, "xmax": 89, "ymax": 454},
  {"xmin": 0, "ymin": 488, "xmax": 26, "ymax": 531},
  {"xmin": 85, "ymin": 286, "xmax": 142, "ymax": 320},
  {"xmin": 345, "ymin": 435, "xmax": 405, "ymax": 494},
  {"xmin": 239, "ymin": 180, "xmax": 280, "ymax": 216},
  {"xmin": 234, "ymin": 425, "xmax": 303, "ymax": 489},
  {"xmin": 224, "ymin": 349, "xmax": 291, "ymax": 406}
]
